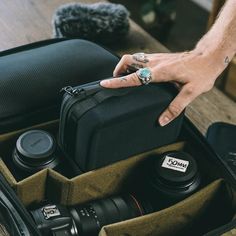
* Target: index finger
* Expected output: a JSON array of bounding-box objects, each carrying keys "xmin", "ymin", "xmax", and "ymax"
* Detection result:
[{"xmin": 100, "ymin": 72, "xmax": 142, "ymax": 88}]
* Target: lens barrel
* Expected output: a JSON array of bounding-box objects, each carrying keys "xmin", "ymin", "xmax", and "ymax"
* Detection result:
[
  {"xmin": 70, "ymin": 194, "xmax": 152, "ymax": 236},
  {"xmin": 31, "ymin": 195, "xmax": 153, "ymax": 236},
  {"xmin": 145, "ymin": 151, "xmax": 201, "ymax": 209}
]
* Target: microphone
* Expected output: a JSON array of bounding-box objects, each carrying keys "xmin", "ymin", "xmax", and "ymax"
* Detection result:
[{"xmin": 53, "ymin": 2, "xmax": 130, "ymax": 44}]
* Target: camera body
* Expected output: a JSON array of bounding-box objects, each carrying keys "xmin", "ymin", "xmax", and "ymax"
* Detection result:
[
  {"xmin": 31, "ymin": 195, "xmax": 152, "ymax": 236},
  {"xmin": 31, "ymin": 205, "xmax": 77, "ymax": 236}
]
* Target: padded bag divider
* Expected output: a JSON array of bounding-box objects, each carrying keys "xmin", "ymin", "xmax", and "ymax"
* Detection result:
[
  {"xmin": 0, "ymin": 39, "xmax": 119, "ymax": 134},
  {"xmin": 47, "ymin": 142, "xmax": 186, "ymax": 205},
  {"xmin": 0, "ymin": 140, "xmax": 233, "ymax": 236},
  {"xmin": 99, "ymin": 179, "xmax": 232, "ymax": 236},
  {"xmin": 16, "ymin": 170, "xmax": 48, "ymax": 206}
]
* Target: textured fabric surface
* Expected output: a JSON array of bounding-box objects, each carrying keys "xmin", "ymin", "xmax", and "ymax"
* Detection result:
[
  {"xmin": 61, "ymin": 82, "xmax": 184, "ymax": 172},
  {"xmin": 99, "ymin": 179, "xmax": 230, "ymax": 236},
  {"xmin": 53, "ymin": 2, "xmax": 130, "ymax": 44},
  {"xmin": 0, "ymin": 39, "xmax": 119, "ymax": 133}
]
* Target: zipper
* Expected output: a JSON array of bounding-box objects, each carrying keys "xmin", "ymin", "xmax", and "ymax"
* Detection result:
[
  {"xmin": 59, "ymin": 87, "xmax": 85, "ymax": 148},
  {"xmin": 60, "ymin": 86, "xmax": 84, "ymax": 97},
  {"xmin": 59, "ymin": 83, "xmax": 102, "ymax": 150}
]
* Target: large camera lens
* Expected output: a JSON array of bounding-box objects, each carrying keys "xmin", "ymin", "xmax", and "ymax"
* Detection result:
[
  {"xmin": 71, "ymin": 194, "xmax": 153, "ymax": 236},
  {"xmin": 31, "ymin": 195, "xmax": 153, "ymax": 236}
]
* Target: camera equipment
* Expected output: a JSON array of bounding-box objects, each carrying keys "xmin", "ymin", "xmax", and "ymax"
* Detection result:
[
  {"xmin": 9, "ymin": 130, "xmax": 75, "ymax": 180},
  {"xmin": 53, "ymin": 2, "xmax": 130, "ymax": 44},
  {"xmin": 59, "ymin": 81, "xmax": 184, "ymax": 173},
  {"xmin": 0, "ymin": 150, "xmax": 202, "ymax": 236},
  {"xmin": 30, "ymin": 194, "xmax": 153, "ymax": 236},
  {"xmin": 13, "ymin": 130, "xmax": 60, "ymax": 173},
  {"xmin": 30, "ymin": 151, "xmax": 201, "ymax": 236},
  {"xmin": 144, "ymin": 151, "xmax": 201, "ymax": 209}
]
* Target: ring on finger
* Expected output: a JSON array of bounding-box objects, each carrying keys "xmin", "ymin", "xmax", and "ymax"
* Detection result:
[
  {"xmin": 136, "ymin": 67, "xmax": 152, "ymax": 85},
  {"xmin": 133, "ymin": 52, "xmax": 149, "ymax": 63}
]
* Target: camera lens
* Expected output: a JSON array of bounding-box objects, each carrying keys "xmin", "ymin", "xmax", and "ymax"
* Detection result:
[
  {"xmin": 70, "ymin": 194, "xmax": 153, "ymax": 236},
  {"xmin": 12, "ymin": 130, "xmax": 61, "ymax": 174},
  {"xmin": 146, "ymin": 151, "xmax": 201, "ymax": 209},
  {"xmin": 31, "ymin": 195, "xmax": 154, "ymax": 236}
]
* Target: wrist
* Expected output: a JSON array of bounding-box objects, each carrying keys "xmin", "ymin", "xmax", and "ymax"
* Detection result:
[{"xmin": 193, "ymin": 40, "xmax": 230, "ymax": 77}]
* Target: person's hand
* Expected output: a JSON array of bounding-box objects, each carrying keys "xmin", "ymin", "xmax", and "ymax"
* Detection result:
[{"xmin": 100, "ymin": 50, "xmax": 223, "ymax": 126}]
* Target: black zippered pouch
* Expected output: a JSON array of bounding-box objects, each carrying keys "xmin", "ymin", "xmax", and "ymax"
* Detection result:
[
  {"xmin": 59, "ymin": 81, "xmax": 184, "ymax": 173},
  {"xmin": 0, "ymin": 38, "xmax": 119, "ymax": 134}
]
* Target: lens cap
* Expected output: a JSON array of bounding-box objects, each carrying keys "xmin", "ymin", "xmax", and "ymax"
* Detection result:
[
  {"xmin": 147, "ymin": 151, "xmax": 201, "ymax": 205},
  {"xmin": 155, "ymin": 151, "xmax": 198, "ymax": 188},
  {"xmin": 13, "ymin": 130, "xmax": 60, "ymax": 172}
]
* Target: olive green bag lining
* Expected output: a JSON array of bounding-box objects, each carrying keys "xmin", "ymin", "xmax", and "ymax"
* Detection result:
[
  {"xmin": 99, "ymin": 179, "xmax": 230, "ymax": 236},
  {"xmin": 0, "ymin": 121, "xmax": 234, "ymax": 236},
  {"xmin": 15, "ymin": 141, "xmax": 186, "ymax": 206}
]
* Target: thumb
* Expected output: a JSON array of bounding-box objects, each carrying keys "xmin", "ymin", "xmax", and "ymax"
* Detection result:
[
  {"xmin": 158, "ymin": 86, "xmax": 196, "ymax": 126},
  {"xmin": 100, "ymin": 72, "xmax": 142, "ymax": 88}
]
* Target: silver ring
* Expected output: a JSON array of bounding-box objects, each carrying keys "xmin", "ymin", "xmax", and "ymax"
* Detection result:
[
  {"xmin": 133, "ymin": 52, "xmax": 149, "ymax": 63},
  {"xmin": 136, "ymin": 68, "xmax": 152, "ymax": 85}
]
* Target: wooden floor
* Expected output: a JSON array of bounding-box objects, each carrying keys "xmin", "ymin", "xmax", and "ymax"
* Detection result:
[
  {"xmin": 0, "ymin": 0, "xmax": 235, "ymax": 134},
  {"xmin": 0, "ymin": 0, "xmax": 167, "ymax": 54},
  {"xmin": 0, "ymin": 0, "xmax": 93, "ymax": 51}
]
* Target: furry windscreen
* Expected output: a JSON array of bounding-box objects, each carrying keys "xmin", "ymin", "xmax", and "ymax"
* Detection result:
[{"xmin": 53, "ymin": 2, "xmax": 130, "ymax": 44}]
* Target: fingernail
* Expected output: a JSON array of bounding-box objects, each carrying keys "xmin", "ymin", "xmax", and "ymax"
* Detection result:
[
  {"xmin": 100, "ymin": 80, "xmax": 109, "ymax": 87},
  {"xmin": 159, "ymin": 116, "xmax": 170, "ymax": 126}
]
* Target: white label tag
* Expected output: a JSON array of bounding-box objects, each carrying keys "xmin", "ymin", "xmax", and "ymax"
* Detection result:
[{"xmin": 161, "ymin": 155, "xmax": 189, "ymax": 173}]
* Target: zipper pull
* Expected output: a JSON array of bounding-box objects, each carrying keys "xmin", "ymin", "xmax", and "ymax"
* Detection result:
[{"xmin": 60, "ymin": 86, "xmax": 84, "ymax": 96}]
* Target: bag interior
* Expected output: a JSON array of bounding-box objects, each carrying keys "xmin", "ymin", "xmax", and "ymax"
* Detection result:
[{"xmin": 0, "ymin": 120, "xmax": 235, "ymax": 236}]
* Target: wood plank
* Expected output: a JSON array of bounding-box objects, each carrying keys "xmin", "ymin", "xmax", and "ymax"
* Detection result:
[
  {"xmin": 186, "ymin": 88, "xmax": 236, "ymax": 134},
  {"xmin": 225, "ymin": 55, "xmax": 236, "ymax": 101},
  {"xmin": 0, "ymin": 0, "xmax": 168, "ymax": 54},
  {"xmin": 0, "ymin": 0, "xmax": 235, "ymax": 135}
]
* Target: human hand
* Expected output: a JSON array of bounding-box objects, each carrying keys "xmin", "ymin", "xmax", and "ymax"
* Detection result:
[{"xmin": 100, "ymin": 50, "xmax": 223, "ymax": 126}]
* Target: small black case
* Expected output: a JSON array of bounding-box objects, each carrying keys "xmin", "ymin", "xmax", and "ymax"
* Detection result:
[{"xmin": 59, "ymin": 81, "xmax": 184, "ymax": 173}]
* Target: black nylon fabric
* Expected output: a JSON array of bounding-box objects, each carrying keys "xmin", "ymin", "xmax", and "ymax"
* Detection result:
[
  {"xmin": 0, "ymin": 174, "xmax": 40, "ymax": 236},
  {"xmin": 60, "ymin": 82, "xmax": 184, "ymax": 172},
  {"xmin": 206, "ymin": 122, "xmax": 236, "ymax": 180},
  {"xmin": 0, "ymin": 39, "xmax": 119, "ymax": 134}
]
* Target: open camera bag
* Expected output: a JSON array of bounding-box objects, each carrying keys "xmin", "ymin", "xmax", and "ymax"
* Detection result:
[{"xmin": 0, "ymin": 38, "xmax": 236, "ymax": 236}]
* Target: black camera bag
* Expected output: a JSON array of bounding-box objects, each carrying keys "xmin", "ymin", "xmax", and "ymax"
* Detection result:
[
  {"xmin": 0, "ymin": 39, "xmax": 236, "ymax": 236},
  {"xmin": 59, "ymin": 81, "xmax": 184, "ymax": 173},
  {"xmin": 0, "ymin": 39, "xmax": 119, "ymax": 134}
]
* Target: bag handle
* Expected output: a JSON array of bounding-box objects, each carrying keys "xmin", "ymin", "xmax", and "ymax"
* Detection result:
[{"xmin": 64, "ymin": 82, "xmax": 138, "ymax": 118}]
